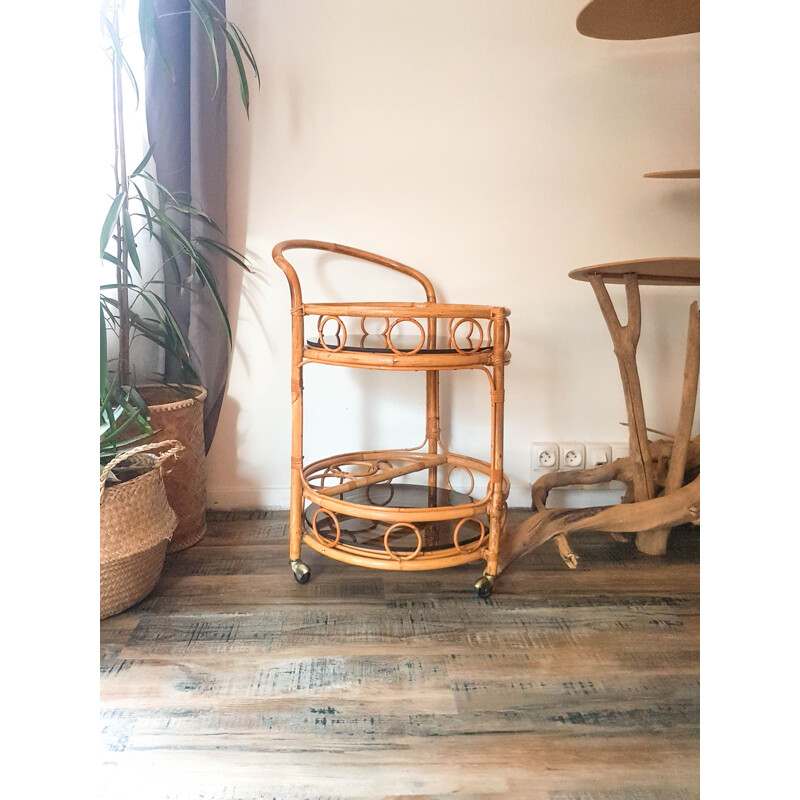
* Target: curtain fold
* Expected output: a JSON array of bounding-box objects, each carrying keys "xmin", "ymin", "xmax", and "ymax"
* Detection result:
[{"xmin": 144, "ymin": 0, "xmax": 230, "ymax": 451}]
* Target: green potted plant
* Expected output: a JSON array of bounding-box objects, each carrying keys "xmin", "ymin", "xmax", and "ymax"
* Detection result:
[{"xmin": 100, "ymin": 0, "xmax": 258, "ymax": 615}]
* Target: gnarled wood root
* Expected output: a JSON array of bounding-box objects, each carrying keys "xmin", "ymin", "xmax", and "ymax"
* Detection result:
[{"xmin": 498, "ymin": 475, "xmax": 699, "ymax": 573}]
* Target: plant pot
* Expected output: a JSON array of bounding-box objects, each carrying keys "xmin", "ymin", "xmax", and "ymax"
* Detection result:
[
  {"xmin": 138, "ymin": 384, "xmax": 207, "ymax": 552},
  {"xmin": 100, "ymin": 441, "xmax": 182, "ymax": 619}
]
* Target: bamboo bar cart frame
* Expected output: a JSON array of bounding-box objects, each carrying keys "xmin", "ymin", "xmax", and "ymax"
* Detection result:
[
  {"xmin": 499, "ymin": 257, "xmax": 699, "ymax": 573},
  {"xmin": 272, "ymin": 240, "xmax": 511, "ymax": 597}
]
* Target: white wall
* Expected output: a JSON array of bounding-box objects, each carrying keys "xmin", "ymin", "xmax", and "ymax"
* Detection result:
[{"xmin": 207, "ymin": 0, "xmax": 700, "ymax": 509}]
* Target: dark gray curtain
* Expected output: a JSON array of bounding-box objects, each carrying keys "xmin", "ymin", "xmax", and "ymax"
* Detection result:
[{"xmin": 145, "ymin": 0, "xmax": 230, "ymax": 451}]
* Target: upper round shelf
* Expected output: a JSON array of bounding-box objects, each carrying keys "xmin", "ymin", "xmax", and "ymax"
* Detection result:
[
  {"xmin": 576, "ymin": 0, "xmax": 700, "ymax": 40},
  {"xmin": 569, "ymin": 257, "xmax": 699, "ymax": 286},
  {"xmin": 643, "ymin": 169, "xmax": 700, "ymax": 179}
]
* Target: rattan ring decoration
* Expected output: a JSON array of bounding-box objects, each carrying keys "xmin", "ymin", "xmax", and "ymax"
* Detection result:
[
  {"xmin": 446, "ymin": 465, "xmax": 475, "ymax": 496},
  {"xmin": 449, "ymin": 317, "xmax": 484, "ymax": 355},
  {"xmin": 383, "ymin": 522, "xmax": 423, "ymax": 561},
  {"xmin": 317, "ymin": 315, "xmax": 347, "ymax": 352},
  {"xmin": 366, "ymin": 481, "xmax": 395, "ymax": 506},
  {"xmin": 312, "ymin": 507, "xmax": 341, "ymax": 547},
  {"xmin": 360, "ymin": 316, "xmax": 390, "ymax": 336},
  {"xmin": 453, "ymin": 517, "xmax": 486, "ymax": 555},
  {"xmin": 386, "ymin": 317, "xmax": 425, "ymax": 355}
]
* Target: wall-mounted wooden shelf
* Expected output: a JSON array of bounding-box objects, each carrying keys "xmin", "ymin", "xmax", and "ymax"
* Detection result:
[{"xmin": 576, "ymin": 0, "xmax": 700, "ymax": 40}]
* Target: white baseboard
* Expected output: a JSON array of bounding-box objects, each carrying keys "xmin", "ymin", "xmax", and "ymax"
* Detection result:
[{"xmin": 206, "ymin": 487, "xmax": 291, "ymax": 510}]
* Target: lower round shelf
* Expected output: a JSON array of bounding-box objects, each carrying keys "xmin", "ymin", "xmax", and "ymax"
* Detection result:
[{"xmin": 304, "ymin": 483, "xmax": 487, "ymax": 554}]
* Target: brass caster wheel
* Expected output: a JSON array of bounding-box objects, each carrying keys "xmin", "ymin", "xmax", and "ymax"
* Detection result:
[
  {"xmin": 290, "ymin": 560, "xmax": 311, "ymax": 585},
  {"xmin": 474, "ymin": 574, "xmax": 495, "ymax": 599}
]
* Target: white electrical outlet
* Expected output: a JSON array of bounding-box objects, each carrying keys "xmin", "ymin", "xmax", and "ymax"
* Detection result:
[
  {"xmin": 531, "ymin": 443, "xmax": 559, "ymax": 480},
  {"xmin": 558, "ymin": 442, "xmax": 585, "ymax": 469},
  {"xmin": 585, "ymin": 443, "xmax": 612, "ymax": 468},
  {"xmin": 611, "ymin": 442, "xmax": 630, "ymax": 461}
]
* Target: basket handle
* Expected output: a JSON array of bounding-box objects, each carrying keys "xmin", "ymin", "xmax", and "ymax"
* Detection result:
[{"xmin": 100, "ymin": 439, "xmax": 185, "ymax": 496}]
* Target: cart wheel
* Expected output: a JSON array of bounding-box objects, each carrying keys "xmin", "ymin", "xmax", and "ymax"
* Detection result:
[
  {"xmin": 291, "ymin": 560, "xmax": 311, "ymax": 584},
  {"xmin": 474, "ymin": 574, "xmax": 494, "ymax": 599}
]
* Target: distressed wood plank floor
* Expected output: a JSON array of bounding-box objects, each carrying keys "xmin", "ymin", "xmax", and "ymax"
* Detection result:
[{"xmin": 100, "ymin": 511, "xmax": 700, "ymax": 800}]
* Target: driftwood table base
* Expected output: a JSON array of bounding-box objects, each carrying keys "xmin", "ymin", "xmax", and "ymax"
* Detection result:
[
  {"xmin": 501, "ymin": 259, "xmax": 700, "ymax": 574},
  {"xmin": 499, "ymin": 449, "xmax": 700, "ymax": 573}
]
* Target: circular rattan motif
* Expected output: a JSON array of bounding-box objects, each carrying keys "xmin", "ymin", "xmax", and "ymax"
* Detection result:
[
  {"xmin": 386, "ymin": 317, "xmax": 425, "ymax": 355},
  {"xmin": 317, "ymin": 315, "xmax": 347, "ymax": 352},
  {"xmin": 359, "ymin": 316, "xmax": 390, "ymax": 336},
  {"xmin": 312, "ymin": 507, "xmax": 341, "ymax": 547},
  {"xmin": 383, "ymin": 522, "xmax": 423, "ymax": 560},
  {"xmin": 452, "ymin": 517, "xmax": 486, "ymax": 554},
  {"xmin": 450, "ymin": 317, "xmax": 484, "ymax": 355},
  {"xmin": 446, "ymin": 465, "xmax": 475, "ymax": 496}
]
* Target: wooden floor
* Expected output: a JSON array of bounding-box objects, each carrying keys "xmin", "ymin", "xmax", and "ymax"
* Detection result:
[{"xmin": 100, "ymin": 510, "xmax": 700, "ymax": 800}]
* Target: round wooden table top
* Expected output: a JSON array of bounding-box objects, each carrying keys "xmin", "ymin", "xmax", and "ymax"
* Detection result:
[
  {"xmin": 576, "ymin": 0, "xmax": 700, "ymax": 40},
  {"xmin": 643, "ymin": 169, "xmax": 700, "ymax": 179},
  {"xmin": 569, "ymin": 257, "xmax": 700, "ymax": 286}
]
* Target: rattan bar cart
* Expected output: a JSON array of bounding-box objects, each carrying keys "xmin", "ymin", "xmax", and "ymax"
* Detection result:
[{"xmin": 272, "ymin": 240, "xmax": 510, "ymax": 597}]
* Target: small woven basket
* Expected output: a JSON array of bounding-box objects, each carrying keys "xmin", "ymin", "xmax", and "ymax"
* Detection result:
[
  {"xmin": 138, "ymin": 385, "xmax": 207, "ymax": 552},
  {"xmin": 100, "ymin": 440, "xmax": 183, "ymax": 619}
]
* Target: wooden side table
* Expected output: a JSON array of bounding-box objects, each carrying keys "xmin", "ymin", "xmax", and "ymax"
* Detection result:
[{"xmin": 499, "ymin": 257, "xmax": 699, "ymax": 572}]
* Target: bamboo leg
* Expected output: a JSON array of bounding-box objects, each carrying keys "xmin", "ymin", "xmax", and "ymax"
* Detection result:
[
  {"xmin": 484, "ymin": 311, "xmax": 506, "ymax": 578},
  {"xmin": 637, "ymin": 301, "xmax": 700, "ymax": 555},
  {"xmin": 288, "ymin": 313, "xmax": 305, "ymax": 563},
  {"xmin": 427, "ymin": 316, "xmax": 440, "ymax": 498}
]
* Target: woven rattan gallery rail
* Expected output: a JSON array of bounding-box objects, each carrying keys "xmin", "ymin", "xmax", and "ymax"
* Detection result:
[{"xmin": 272, "ymin": 240, "xmax": 511, "ymax": 597}]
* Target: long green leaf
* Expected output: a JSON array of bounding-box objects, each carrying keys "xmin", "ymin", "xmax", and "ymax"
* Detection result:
[
  {"xmin": 100, "ymin": 191, "xmax": 126, "ymax": 256},
  {"xmin": 188, "ymin": 0, "xmax": 221, "ymax": 93},
  {"xmin": 191, "ymin": 249, "xmax": 232, "ymax": 343},
  {"xmin": 101, "ymin": 304, "xmax": 108, "ymax": 397},
  {"xmin": 102, "ymin": 252, "xmax": 123, "ymax": 267},
  {"xmin": 122, "ymin": 208, "xmax": 141, "ymax": 275},
  {"xmin": 195, "ymin": 236, "xmax": 253, "ymax": 272},
  {"xmin": 101, "ymin": 13, "xmax": 140, "ymax": 107},
  {"xmin": 131, "ymin": 183, "xmax": 156, "ymax": 236},
  {"xmin": 223, "ymin": 28, "xmax": 249, "ymax": 116},
  {"xmin": 130, "ymin": 142, "xmax": 157, "ymax": 178},
  {"xmin": 228, "ymin": 21, "xmax": 260, "ymax": 87},
  {"xmin": 137, "ymin": 170, "xmax": 180, "ymax": 206},
  {"xmin": 138, "ymin": 0, "xmax": 174, "ymax": 81}
]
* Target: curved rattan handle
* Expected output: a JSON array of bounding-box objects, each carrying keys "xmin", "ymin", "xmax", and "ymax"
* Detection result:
[
  {"xmin": 100, "ymin": 439, "xmax": 185, "ymax": 496},
  {"xmin": 272, "ymin": 239, "xmax": 438, "ymax": 308}
]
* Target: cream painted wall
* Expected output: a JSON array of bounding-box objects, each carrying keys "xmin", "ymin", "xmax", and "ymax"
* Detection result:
[{"xmin": 207, "ymin": 0, "xmax": 700, "ymax": 509}]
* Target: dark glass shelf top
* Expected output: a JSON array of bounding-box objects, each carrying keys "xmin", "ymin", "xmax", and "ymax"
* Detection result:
[
  {"xmin": 304, "ymin": 483, "xmax": 486, "ymax": 553},
  {"xmin": 307, "ymin": 334, "xmax": 492, "ymax": 355}
]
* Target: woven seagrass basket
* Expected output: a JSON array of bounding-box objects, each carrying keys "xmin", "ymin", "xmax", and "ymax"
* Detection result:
[
  {"xmin": 138, "ymin": 385, "xmax": 207, "ymax": 552},
  {"xmin": 100, "ymin": 441, "xmax": 182, "ymax": 619}
]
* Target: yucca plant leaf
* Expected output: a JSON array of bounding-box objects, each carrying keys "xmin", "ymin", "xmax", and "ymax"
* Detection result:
[
  {"xmin": 195, "ymin": 236, "xmax": 253, "ymax": 272},
  {"xmin": 137, "ymin": 170, "xmax": 180, "ymax": 206},
  {"xmin": 191, "ymin": 249, "xmax": 232, "ymax": 343},
  {"xmin": 138, "ymin": 0, "xmax": 174, "ymax": 81},
  {"xmin": 228, "ymin": 21, "xmax": 260, "ymax": 88},
  {"xmin": 102, "ymin": 251, "xmax": 123, "ymax": 267},
  {"xmin": 122, "ymin": 208, "xmax": 141, "ymax": 275},
  {"xmin": 100, "ymin": 191, "xmax": 126, "ymax": 256},
  {"xmin": 130, "ymin": 142, "xmax": 157, "ymax": 178},
  {"xmin": 101, "ymin": 304, "xmax": 108, "ymax": 397},
  {"xmin": 223, "ymin": 28, "xmax": 250, "ymax": 116},
  {"xmin": 101, "ymin": 12, "xmax": 140, "ymax": 107},
  {"xmin": 188, "ymin": 0, "xmax": 221, "ymax": 93}
]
